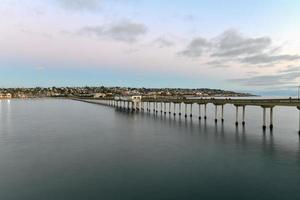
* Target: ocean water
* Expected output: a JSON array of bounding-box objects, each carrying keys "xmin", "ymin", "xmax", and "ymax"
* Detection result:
[{"xmin": 0, "ymin": 99, "xmax": 300, "ymax": 200}]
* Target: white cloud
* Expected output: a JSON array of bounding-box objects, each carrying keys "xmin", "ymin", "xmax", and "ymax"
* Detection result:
[
  {"xmin": 55, "ymin": 0, "xmax": 103, "ymax": 11},
  {"xmin": 79, "ymin": 21, "xmax": 147, "ymax": 43}
]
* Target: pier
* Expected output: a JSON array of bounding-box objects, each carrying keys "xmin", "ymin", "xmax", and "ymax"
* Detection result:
[{"xmin": 74, "ymin": 97, "xmax": 300, "ymax": 134}]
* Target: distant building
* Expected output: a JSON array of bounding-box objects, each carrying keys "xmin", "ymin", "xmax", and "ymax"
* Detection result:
[
  {"xmin": 6, "ymin": 93, "xmax": 12, "ymax": 98},
  {"xmin": 117, "ymin": 95, "xmax": 142, "ymax": 101},
  {"xmin": 131, "ymin": 95, "xmax": 142, "ymax": 101},
  {"xmin": 93, "ymin": 93, "xmax": 106, "ymax": 98},
  {"xmin": 0, "ymin": 93, "xmax": 12, "ymax": 99}
]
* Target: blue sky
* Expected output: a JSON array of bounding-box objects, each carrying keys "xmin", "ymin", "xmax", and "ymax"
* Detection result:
[{"xmin": 1, "ymin": 0, "xmax": 300, "ymax": 93}]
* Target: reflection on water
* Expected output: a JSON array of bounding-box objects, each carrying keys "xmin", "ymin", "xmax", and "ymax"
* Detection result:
[{"xmin": 0, "ymin": 99, "xmax": 300, "ymax": 200}]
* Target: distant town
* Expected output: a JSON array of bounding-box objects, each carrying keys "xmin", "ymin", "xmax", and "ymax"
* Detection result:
[{"xmin": 0, "ymin": 86, "xmax": 254, "ymax": 99}]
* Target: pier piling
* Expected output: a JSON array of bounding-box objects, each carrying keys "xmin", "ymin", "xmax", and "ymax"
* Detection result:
[
  {"xmin": 262, "ymin": 107, "xmax": 266, "ymax": 130},
  {"xmin": 214, "ymin": 105, "xmax": 218, "ymax": 123},
  {"xmin": 242, "ymin": 106, "xmax": 245, "ymax": 126},
  {"xmin": 235, "ymin": 106, "xmax": 239, "ymax": 126},
  {"xmin": 204, "ymin": 104, "xmax": 207, "ymax": 120},
  {"xmin": 198, "ymin": 104, "xmax": 201, "ymax": 120},
  {"xmin": 221, "ymin": 105, "xmax": 224, "ymax": 122},
  {"xmin": 270, "ymin": 107, "xmax": 274, "ymax": 129}
]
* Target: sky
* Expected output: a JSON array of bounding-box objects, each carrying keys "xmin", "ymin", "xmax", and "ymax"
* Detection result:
[{"xmin": 1, "ymin": 0, "xmax": 300, "ymax": 94}]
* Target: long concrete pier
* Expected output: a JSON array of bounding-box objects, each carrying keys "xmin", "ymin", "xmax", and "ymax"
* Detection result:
[{"xmin": 74, "ymin": 97, "xmax": 300, "ymax": 134}]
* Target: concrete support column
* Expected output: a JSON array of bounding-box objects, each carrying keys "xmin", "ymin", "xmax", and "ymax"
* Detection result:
[
  {"xmin": 173, "ymin": 103, "xmax": 176, "ymax": 116},
  {"xmin": 204, "ymin": 104, "xmax": 207, "ymax": 119},
  {"xmin": 263, "ymin": 107, "xmax": 266, "ymax": 130},
  {"xmin": 160, "ymin": 102, "xmax": 163, "ymax": 113},
  {"xmin": 190, "ymin": 104, "xmax": 193, "ymax": 117},
  {"xmin": 198, "ymin": 104, "xmax": 201, "ymax": 120},
  {"xmin": 169, "ymin": 103, "xmax": 171, "ymax": 114},
  {"xmin": 221, "ymin": 105, "xmax": 224, "ymax": 122},
  {"xmin": 179, "ymin": 103, "xmax": 182, "ymax": 116},
  {"xmin": 152, "ymin": 102, "xmax": 155, "ymax": 113},
  {"xmin": 164, "ymin": 103, "xmax": 167, "ymax": 114},
  {"xmin": 298, "ymin": 106, "xmax": 300, "ymax": 134},
  {"xmin": 235, "ymin": 106, "xmax": 239, "ymax": 126},
  {"xmin": 242, "ymin": 106, "xmax": 245, "ymax": 126},
  {"xmin": 214, "ymin": 105, "xmax": 218, "ymax": 123},
  {"xmin": 184, "ymin": 104, "xmax": 187, "ymax": 118},
  {"xmin": 270, "ymin": 107, "xmax": 274, "ymax": 129}
]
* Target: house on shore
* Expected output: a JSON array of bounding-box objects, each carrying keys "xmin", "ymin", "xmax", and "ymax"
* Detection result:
[{"xmin": 0, "ymin": 93, "xmax": 12, "ymax": 99}]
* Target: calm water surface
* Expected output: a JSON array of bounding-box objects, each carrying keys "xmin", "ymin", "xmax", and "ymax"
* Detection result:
[{"xmin": 0, "ymin": 99, "xmax": 300, "ymax": 200}]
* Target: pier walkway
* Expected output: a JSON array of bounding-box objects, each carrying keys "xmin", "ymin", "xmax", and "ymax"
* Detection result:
[{"xmin": 74, "ymin": 97, "xmax": 300, "ymax": 134}]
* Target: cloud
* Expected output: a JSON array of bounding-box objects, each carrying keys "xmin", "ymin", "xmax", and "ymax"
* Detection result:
[
  {"xmin": 230, "ymin": 71, "xmax": 300, "ymax": 86},
  {"xmin": 241, "ymin": 54, "xmax": 300, "ymax": 64},
  {"xmin": 179, "ymin": 29, "xmax": 300, "ymax": 67},
  {"xmin": 178, "ymin": 37, "xmax": 210, "ymax": 57},
  {"xmin": 279, "ymin": 65, "xmax": 300, "ymax": 73},
  {"xmin": 79, "ymin": 21, "xmax": 147, "ymax": 43},
  {"xmin": 153, "ymin": 37, "xmax": 174, "ymax": 48},
  {"xmin": 55, "ymin": 0, "xmax": 103, "ymax": 11},
  {"xmin": 180, "ymin": 29, "xmax": 272, "ymax": 58},
  {"xmin": 206, "ymin": 60, "xmax": 229, "ymax": 68},
  {"xmin": 212, "ymin": 29, "xmax": 271, "ymax": 57}
]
